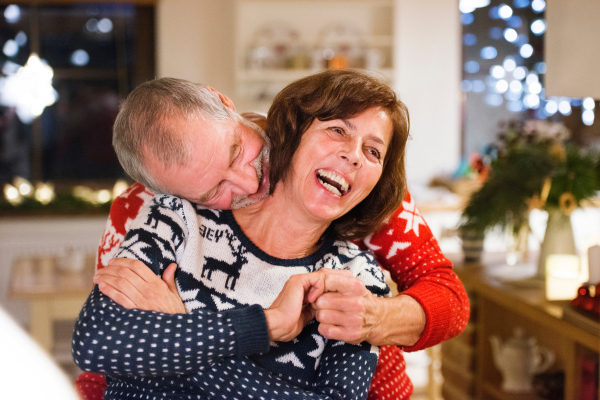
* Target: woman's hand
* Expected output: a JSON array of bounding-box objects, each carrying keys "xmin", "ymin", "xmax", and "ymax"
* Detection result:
[
  {"xmin": 307, "ymin": 269, "xmax": 381, "ymax": 344},
  {"xmin": 309, "ymin": 269, "xmax": 426, "ymax": 346},
  {"xmin": 93, "ymin": 258, "xmax": 187, "ymax": 314},
  {"xmin": 264, "ymin": 271, "xmax": 329, "ymax": 342}
]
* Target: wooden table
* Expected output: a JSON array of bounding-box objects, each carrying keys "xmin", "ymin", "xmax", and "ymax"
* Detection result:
[
  {"xmin": 450, "ymin": 254, "xmax": 599, "ymax": 400},
  {"xmin": 9, "ymin": 254, "xmax": 95, "ymax": 352}
]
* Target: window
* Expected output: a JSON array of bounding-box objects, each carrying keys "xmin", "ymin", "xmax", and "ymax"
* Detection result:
[
  {"xmin": 0, "ymin": 2, "xmax": 155, "ymax": 185},
  {"xmin": 460, "ymin": 0, "xmax": 598, "ymax": 156}
]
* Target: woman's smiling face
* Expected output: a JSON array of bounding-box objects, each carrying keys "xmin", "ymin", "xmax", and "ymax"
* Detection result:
[{"xmin": 284, "ymin": 106, "xmax": 393, "ymax": 223}]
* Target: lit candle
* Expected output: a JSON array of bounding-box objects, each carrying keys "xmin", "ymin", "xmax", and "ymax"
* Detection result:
[
  {"xmin": 545, "ymin": 254, "xmax": 583, "ymax": 300},
  {"xmin": 587, "ymin": 245, "xmax": 600, "ymax": 285}
]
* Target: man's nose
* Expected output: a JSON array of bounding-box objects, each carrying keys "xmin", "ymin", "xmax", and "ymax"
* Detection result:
[{"xmin": 232, "ymin": 163, "xmax": 260, "ymax": 196}]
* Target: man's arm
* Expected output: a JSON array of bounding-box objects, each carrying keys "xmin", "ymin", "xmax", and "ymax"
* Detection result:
[{"xmin": 313, "ymin": 191, "xmax": 470, "ymax": 349}]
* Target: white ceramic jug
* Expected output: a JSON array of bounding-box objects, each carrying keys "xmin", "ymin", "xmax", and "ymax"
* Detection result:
[{"xmin": 489, "ymin": 327, "xmax": 555, "ymax": 392}]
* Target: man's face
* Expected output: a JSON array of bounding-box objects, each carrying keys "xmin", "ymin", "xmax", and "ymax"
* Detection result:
[{"xmin": 145, "ymin": 116, "xmax": 270, "ymax": 209}]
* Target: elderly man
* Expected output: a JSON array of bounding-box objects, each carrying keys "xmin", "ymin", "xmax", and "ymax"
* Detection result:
[{"xmin": 74, "ymin": 78, "xmax": 469, "ymax": 400}]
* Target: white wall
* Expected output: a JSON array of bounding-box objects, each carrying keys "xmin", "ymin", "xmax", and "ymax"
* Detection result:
[
  {"xmin": 156, "ymin": 0, "xmax": 236, "ymax": 98},
  {"xmin": 393, "ymin": 0, "xmax": 461, "ymax": 185},
  {"xmin": 545, "ymin": 0, "xmax": 600, "ymax": 99}
]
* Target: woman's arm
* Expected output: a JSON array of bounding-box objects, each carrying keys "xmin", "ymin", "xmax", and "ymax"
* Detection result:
[
  {"xmin": 72, "ymin": 195, "xmax": 271, "ymax": 377},
  {"xmin": 313, "ymin": 191, "xmax": 470, "ymax": 349},
  {"xmin": 190, "ymin": 340, "xmax": 377, "ymax": 400},
  {"xmin": 72, "ymin": 285, "xmax": 268, "ymax": 377}
]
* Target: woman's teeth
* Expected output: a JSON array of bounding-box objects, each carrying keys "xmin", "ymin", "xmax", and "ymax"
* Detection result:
[
  {"xmin": 320, "ymin": 180, "xmax": 342, "ymax": 196},
  {"xmin": 317, "ymin": 169, "xmax": 349, "ymax": 196}
]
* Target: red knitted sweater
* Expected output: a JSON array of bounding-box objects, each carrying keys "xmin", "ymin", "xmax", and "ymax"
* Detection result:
[{"xmin": 75, "ymin": 183, "xmax": 470, "ymax": 400}]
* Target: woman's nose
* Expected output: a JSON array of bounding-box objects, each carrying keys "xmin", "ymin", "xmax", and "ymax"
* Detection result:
[{"xmin": 340, "ymin": 142, "xmax": 362, "ymax": 167}]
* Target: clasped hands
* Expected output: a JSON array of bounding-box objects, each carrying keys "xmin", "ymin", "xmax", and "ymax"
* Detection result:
[{"xmin": 94, "ymin": 259, "xmax": 380, "ymax": 344}]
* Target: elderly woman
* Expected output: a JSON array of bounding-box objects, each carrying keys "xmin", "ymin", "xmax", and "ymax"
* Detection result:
[{"xmin": 74, "ymin": 70, "xmax": 410, "ymax": 399}]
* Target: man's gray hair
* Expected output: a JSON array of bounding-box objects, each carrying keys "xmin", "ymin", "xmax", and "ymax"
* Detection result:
[{"xmin": 113, "ymin": 77, "xmax": 242, "ymax": 193}]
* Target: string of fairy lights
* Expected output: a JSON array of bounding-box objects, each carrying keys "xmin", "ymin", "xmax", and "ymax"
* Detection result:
[{"xmin": 460, "ymin": 0, "xmax": 595, "ymax": 126}]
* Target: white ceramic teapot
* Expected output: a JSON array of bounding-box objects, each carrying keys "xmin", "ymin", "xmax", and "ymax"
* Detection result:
[{"xmin": 490, "ymin": 327, "xmax": 555, "ymax": 392}]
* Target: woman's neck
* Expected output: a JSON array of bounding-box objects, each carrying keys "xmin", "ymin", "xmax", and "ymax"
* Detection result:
[{"xmin": 232, "ymin": 188, "xmax": 330, "ymax": 259}]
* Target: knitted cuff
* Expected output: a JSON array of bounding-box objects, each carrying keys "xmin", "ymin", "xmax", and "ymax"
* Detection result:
[
  {"xmin": 229, "ymin": 304, "xmax": 271, "ymax": 357},
  {"xmin": 400, "ymin": 286, "xmax": 451, "ymax": 352}
]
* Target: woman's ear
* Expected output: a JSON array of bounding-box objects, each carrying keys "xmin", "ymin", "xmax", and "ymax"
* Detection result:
[{"xmin": 206, "ymin": 86, "xmax": 236, "ymax": 112}]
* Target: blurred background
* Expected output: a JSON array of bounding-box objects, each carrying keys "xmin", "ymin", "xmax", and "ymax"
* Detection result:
[{"xmin": 0, "ymin": 1, "xmax": 598, "ymax": 399}]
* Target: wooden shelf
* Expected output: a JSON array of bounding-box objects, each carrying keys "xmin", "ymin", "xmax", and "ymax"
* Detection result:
[
  {"xmin": 451, "ymin": 258, "xmax": 600, "ymax": 400},
  {"xmin": 482, "ymin": 382, "xmax": 544, "ymax": 400}
]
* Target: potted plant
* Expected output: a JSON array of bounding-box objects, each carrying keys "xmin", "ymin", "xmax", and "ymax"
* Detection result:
[{"xmin": 461, "ymin": 120, "xmax": 600, "ymax": 277}]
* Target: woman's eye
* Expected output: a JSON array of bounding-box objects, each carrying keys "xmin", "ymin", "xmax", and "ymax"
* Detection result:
[
  {"xmin": 329, "ymin": 127, "xmax": 344, "ymax": 135},
  {"xmin": 368, "ymin": 148, "xmax": 382, "ymax": 160}
]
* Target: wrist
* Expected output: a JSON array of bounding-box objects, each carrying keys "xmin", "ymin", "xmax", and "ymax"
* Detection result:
[
  {"xmin": 264, "ymin": 309, "xmax": 280, "ymax": 341},
  {"xmin": 364, "ymin": 295, "xmax": 387, "ymax": 345}
]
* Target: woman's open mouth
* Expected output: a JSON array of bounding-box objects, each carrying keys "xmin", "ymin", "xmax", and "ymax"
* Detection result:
[{"xmin": 317, "ymin": 169, "xmax": 350, "ymax": 196}]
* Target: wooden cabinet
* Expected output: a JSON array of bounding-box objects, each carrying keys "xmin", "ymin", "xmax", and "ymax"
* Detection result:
[{"xmin": 450, "ymin": 258, "xmax": 599, "ymax": 400}]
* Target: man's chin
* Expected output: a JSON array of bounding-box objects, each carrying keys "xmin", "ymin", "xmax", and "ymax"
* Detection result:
[{"xmin": 230, "ymin": 178, "xmax": 270, "ymax": 210}]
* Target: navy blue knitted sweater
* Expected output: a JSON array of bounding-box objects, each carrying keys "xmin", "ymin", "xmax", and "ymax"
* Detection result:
[{"xmin": 73, "ymin": 195, "xmax": 390, "ymax": 399}]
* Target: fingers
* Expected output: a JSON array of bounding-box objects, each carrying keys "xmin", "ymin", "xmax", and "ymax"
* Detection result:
[
  {"xmin": 94, "ymin": 263, "xmax": 149, "ymax": 293},
  {"xmin": 95, "ymin": 271, "xmax": 144, "ymax": 301},
  {"xmin": 97, "ymin": 282, "xmax": 138, "ymax": 309},
  {"xmin": 162, "ymin": 263, "xmax": 178, "ymax": 294},
  {"xmin": 105, "ymin": 258, "xmax": 157, "ymax": 283},
  {"xmin": 319, "ymin": 270, "xmax": 367, "ymax": 297},
  {"xmin": 312, "ymin": 292, "xmax": 365, "ymax": 313},
  {"xmin": 318, "ymin": 323, "xmax": 362, "ymax": 344},
  {"xmin": 316, "ymin": 307, "xmax": 361, "ymax": 325}
]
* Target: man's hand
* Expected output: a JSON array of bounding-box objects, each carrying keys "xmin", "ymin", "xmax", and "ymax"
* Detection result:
[
  {"xmin": 309, "ymin": 269, "xmax": 426, "ymax": 346},
  {"xmin": 264, "ymin": 271, "xmax": 329, "ymax": 342},
  {"xmin": 93, "ymin": 258, "xmax": 187, "ymax": 314},
  {"xmin": 307, "ymin": 269, "xmax": 381, "ymax": 344}
]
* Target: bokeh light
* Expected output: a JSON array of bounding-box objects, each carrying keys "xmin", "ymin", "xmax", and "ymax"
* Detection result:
[
  {"xmin": 2, "ymin": 40, "xmax": 18, "ymax": 57},
  {"xmin": 4, "ymin": 4, "xmax": 20, "ymax": 23},
  {"xmin": 523, "ymin": 94, "xmax": 540, "ymax": 108},
  {"xmin": 520, "ymin": 44, "xmax": 533, "ymax": 58},
  {"xmin": 461, "ymin": 13, "xmax": 475, "ymax": 25},
  {"xmin": 582, "ymin": 110, "xmax": 595, "ymax": 126},
  {"xmin": 513, "ymin": 66, "xmax": 528, "ymax": 80},
  {"xmin": 504, "ymin": 28, "xmax": 518, "ymax": 42},
  {"xmin": 463, "ymin": 33, "xmax": 477, "ymax": 46},
  {"xmin": 531, "ymin": 0, "xmax": 546, "ymax": 12},
  {"xmin": 583, "ymin": 97, "xmax": 595, "ymax": 110},
  {"xmin": 496, "ymin": 80, "xmax": 509, "ymax": 93},
  {"xmin": 15, "ymin": 32, "xmax": 27, "ymax": 46},
  {"xmin": 486, "ymin": 93, "xmax": 504, "ymax": 106},
  {"xmin": 531, "ymin": 19, "xmax": 547, "ymax": 35},
  {"xmin": 97, "ymin": 18, "xmax": 113, "ymax": 34},
  {"xmin": 465, "ymin": 61, "xmax": 480, "ymax": 73},
  {"xmin": 461, "ymin": 80, "xmax": 473, "ymax": 92},
  {"xmin": 491, "ymin": 65, "xmax": 506, "ymax": 78},
  {"xmin": 70, "ymin": 49, "xmax": 90, "ymax": 66},
  {"xmin": 498, "ymin": 4, "xmax": 513, "ymax": 19},
  {"xmin": 473, "ymin": 80, "xmax": 486, "ymax": 92},
  {"xmin": 545, "ymin": 100, "xmax": 558, "ymax": 115},
  {"xmin": 513, "ymin": 0, "xmax": 530, "ymax": 8},
  {"xmin": 481, "ymin": 46, "xmax": 498, "ymax": 59},
  {"xmin": 558, "ymin": 100, "xmax": 572, "ymax": 115},
  {"xmin": 503, "ymin": 57, "xmax": 517, "ymax": 71}
]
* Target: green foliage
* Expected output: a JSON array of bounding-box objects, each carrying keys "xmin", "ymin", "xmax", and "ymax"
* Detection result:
[{"xmin": 461, "ymin": 120, "xmax": 600, "ymax": 234}]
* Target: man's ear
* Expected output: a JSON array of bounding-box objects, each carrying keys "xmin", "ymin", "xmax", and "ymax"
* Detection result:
[{"xmin": 206, "ymin": 86, "xmax": 236, "ymax": 112}]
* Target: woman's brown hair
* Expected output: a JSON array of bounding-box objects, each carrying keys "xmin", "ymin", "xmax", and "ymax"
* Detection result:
[{"xmin": 266, "ymin": 69, "xmax": 410, "ymax": 241}]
